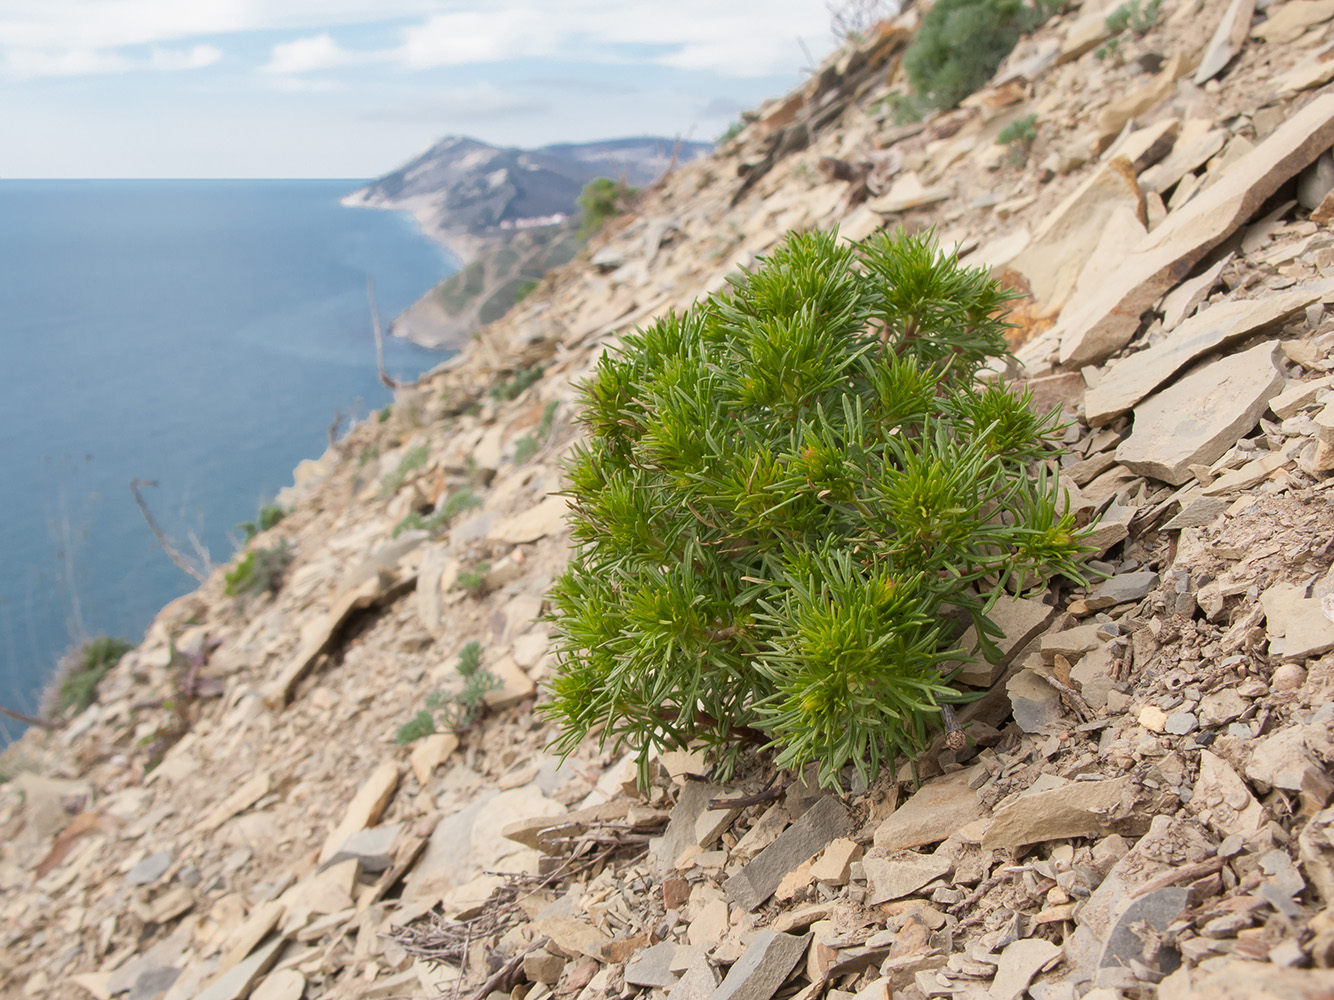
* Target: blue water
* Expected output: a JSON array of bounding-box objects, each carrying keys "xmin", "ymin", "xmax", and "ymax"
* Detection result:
[{"xmin": 0, "ymin": 180, "xmax": 453, "ymax": 735}]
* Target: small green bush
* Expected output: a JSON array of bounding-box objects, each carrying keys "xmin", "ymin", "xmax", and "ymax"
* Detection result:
[
  {"xmin": 394, "ymin": 641, "xmax": 501, "ymax": 743},
  {"xmin": 1105, "ymin": 0, "xmax": 1160, "ymax": 34},
  {"xmin": 491, "ymin": 365, "xmax": 546, "ymax": 402},
  {"xmin": 57, "ymin": 636, "xmax": 133, "ymax": 714},
  {"xmin": 455, "ymin": 563, "xmax": 490, "ymax": 597},
  {"xmin": 904, "ymin": 0, "xmax": 1055, "ymax": 111},
  {"xmin": 1096, "ymin": 0, "xmax": 1161, "ymax": 58},
  {"xmin": 514, "ymin": 280, "xmax": 539, "ymax": 304},
  {"xmin": 717, "ymin": 121, "xmax": 745, "ymax": 146},
  {"xmin": 380, "ymin": 443, "xmax": 430, "ymax": 497},
  {"xmin": 225, "ymin": 541, "xmax": 293, "ymax": 598},
  {"xmin": 544, "ymin": 227, "xmax": 1089, "ymax": 787},
  {"xmin": 358, "ymin": 444, "xmax": 379, "ymax": 467},
  {"xmin": 577, "ymin": 178, "xmax": 638, "ymax": 239},
  {"xmin": 998, "ymin": 113, "xmax": 1039, "ymax": 164},
  {"xmin": 391, "ymin": 487, "xmax": 483, "ymax": 537},
  {"xmin": 378, "ymin": 406, "xmax": 392, "ymax": 423},
  {"xmin": 236, "ymin": 503, "xmax": 286, "ymax": 542}
]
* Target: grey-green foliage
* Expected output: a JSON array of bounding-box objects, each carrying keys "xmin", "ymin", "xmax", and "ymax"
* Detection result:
[
  {"xmin": 394, "ymin": 641, "xmax": 501, "ymax": 743},
  {"xmin": 380, "ymin": 443, "xmax": 429, "ymax": 496},
  {"xmin": 224, "ymin": 541, "xmax": 293, "ymax": 598},
  {"xmin": 904, "ymin": 0, "xmax": 1059, "ymax": 111},
  {"xmin": 391, "ymin": 487, "xmax": 483, "ymax": 538},
  {"xmin": 57, "ymin": 636, "xmax": 133, "ymax": 714},
  {"xmin": 544, "ymin": 227, "xmax": 1090, "ymax": 788}
]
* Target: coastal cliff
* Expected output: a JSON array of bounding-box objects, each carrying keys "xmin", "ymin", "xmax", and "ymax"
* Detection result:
[
  {"xmin": 343, "ymin": 136, "xmax": 711, "ymax": 350},
  {"xmin": 10, "ymin": 6, "xmax": 1334, "ymax": 1000}
]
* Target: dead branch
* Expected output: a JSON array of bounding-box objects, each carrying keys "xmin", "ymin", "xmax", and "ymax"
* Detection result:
[
  {"xmin": 0, "ymin": 703, "xmax": 55, "ymax": 729},
  {"xmin": 129, "ymin": 479, "xmax": 210, "ymax": 583},
  {"xmin": 367, "ymin": 274, "xmax": 399, "ymax": 391}
]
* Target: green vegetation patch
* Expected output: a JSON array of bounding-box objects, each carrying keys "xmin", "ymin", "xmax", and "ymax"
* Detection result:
[
  {"xmin": 57, "ymin": 636, "xmax": 133, "ymax": 714},
  {"xmin": 904, "ymin": 0, "xmax": 1057, "ymax": 111},
  {"xmin": 578, "ymin": 178, "xmax": 638, "ymax": 239},
  {"xmin": 544, "ymin": 228, "xmax": 1090, "ymax": 788},
  {"xmin": 225, "ymin": 541, "xmax": 293, "ymax": 598},
  {"xmin": 394, "ymin": 641, "xmax": 501, "ymax": 742}
]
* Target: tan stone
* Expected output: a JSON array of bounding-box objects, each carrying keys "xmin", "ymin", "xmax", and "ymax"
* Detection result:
[
  {"xmin": 1252, "ymin": 0, "xmax": 1334, "ymax": 43},
  {"xmin": 1195, "ymin": 0, "xmax": 1257, "ymax": 82},
  {"xmin": 197, "ymin": 771, "xmax": 271, "ymax": 835},
  {"xmin": 409, "ymin": 733, "xmax": 458, "ymax": 787},
  {"xmin": 1085, "ymin": 283, "xmax": 1333, "ymax": 425},
  {"xmin": 1115, "ymin": 340, "xmax": 1285, "ymax": 484},
  {"xmin": 278, "ymin": 858, "xmax": 358, "ymax": 916},
  {"xmin": 1007, "ymin": 158, "xmax": 1145, "ymax": 320},
  {"xmin": 488, "ymin": 495, "xmax": 568, "ymax": 544},
  {"xmin": 983, "ymin": 775, "xmax": 1137, "ymax": 848},
  {"xmin": 1058, "ymin": 94, "xmax": 1334, "ymax": 367}
]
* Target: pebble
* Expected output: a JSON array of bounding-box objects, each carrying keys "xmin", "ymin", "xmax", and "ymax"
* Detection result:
[
  {"xmin": 1138, "ymin": 705, "xmax": 1169, "ymax": 732},
  {"xmin": 1272, "ymin": 663, "xmax": 1307, "ymax": 691}
]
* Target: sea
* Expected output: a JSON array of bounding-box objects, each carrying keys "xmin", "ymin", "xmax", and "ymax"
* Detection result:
[{"xmin": 0, "ymin": 179, "xmax": 454, "ymax": 740}]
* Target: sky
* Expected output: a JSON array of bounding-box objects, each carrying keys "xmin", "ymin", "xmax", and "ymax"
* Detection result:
[{"xmin": 0, "ymin": 1, "xmax": 846, "ymax": 179}]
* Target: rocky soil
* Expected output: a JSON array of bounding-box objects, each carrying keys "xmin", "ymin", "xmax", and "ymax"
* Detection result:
[{"xmin": 7, "ymin": 2, "xmax": 1334, "ymax": 999}]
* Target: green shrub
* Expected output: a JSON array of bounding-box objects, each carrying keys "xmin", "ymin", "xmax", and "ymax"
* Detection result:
[
  {"xmin": 1097, "ymin": 0, "xmax": 1161, "ymax": 58},
  {"xmin": 394, "ymin": 641, "xmax": 501, "ymax": 743},
  {"xmin": 998, "ymin": 113, "xmax": 1039, "ymax": 164},
  {"xmin": 380, "ymin": 443, "xmax": 430, "ymax": 497},
  {"xmin": 577, "ymin": 178, "xmax": 638, "ymax": 239},
  {"xmin": 378, "ymin": 406, "xmax": 392, "ymax": 423},
  {"xmin": 392, "ymin": 487, "xmax": 483, "ymax": 537},
  {"xmin": 717, "ymin": 121, "xmax": 745, "ymax": 146},
  {"xmin": 514, "ymin": 400, "xmax": 560, "ymax": 464},
  {"xmin": 236, "ymin": 503, "xmax": 286, "ymax": 542},
  {"xmin": 544, "ymin": 227, "xmax": 1090, "ymax": 788},
  {"xmin": 225, "ymin": 541, "xmax": 293, "ymax": 598},
  {"xmin": 358, "ymin": 444, "xmax": 379, "ymax": 467},
  {"xmin": 455, "ymin": 563, "xmax": 490, "ymax": 597},
  {"xmin": 1105, "ymin": 0, "xmax": 1160, "ymax": 34},
  {"xmin": 904, "ymin": 0, "xmax": 1055, "ymax": 111},
  {"xmin": 57, "ymin": 636, "xmax": 133, "ymax": 714},
  {"xmin": 491, "ymin": 365, "xmax": 546, "ymax": 402},
  {"xmin": 514, "ymin": 279, "xmax": 539, "ymax": 304}
]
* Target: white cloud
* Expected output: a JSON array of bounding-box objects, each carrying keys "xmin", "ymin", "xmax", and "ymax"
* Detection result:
[
  {"xmin": 1, "ymin": 41, "xmax": 221, "ymax": 78},
  {"xmin": 1, "ymin": 1, "xmax": 835, "ymax": 83},
  {"xmin": 391, "ymin": 2, "xmax": 828, "ymax": 77},
  {"xmin": 262, "ymin": 33, "xmax": 367, "ymax": 74}
]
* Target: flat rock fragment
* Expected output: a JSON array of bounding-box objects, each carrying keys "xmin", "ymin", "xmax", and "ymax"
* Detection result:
[
  {"xmin": 872, "ymin": 769, "xmax": 989, "ymax": 850},
  {"xmin": 725, "ymin": 796, "xmax": 851, "ymax": 910},
  {"xmin": 1195, "ymin": 0, "xmax": 1258, "ymax": 82},
  {"xmin": 983, "ymin": 775, "xmax": 1136, "ymax": 849},
  {"xmin": 1115, "ymin": 340, "xmax": 1284, "ymax": 485},
  {"xmin": 318, "ymin": 760, "xmax": 400, "ymax": 863},
  {"xmin": 1057, "ymin": 93, "xmax": 1334, "ymax": 367},
  {"xmin": 1085, "ymin": 286, "xmax": 1331, "ymax": 425},
  {"xmin": 991, "ymin": 938, "xmax": 1063, "ymax": 1000},
  {"xmin": 1099, "ymin": 887, "xmax": 1188, "ymax": 974},
  {"xmin": 863, "ymin": 851, "xmax": 952, "ymax": 904},
  {"xmin": 953, "ymin": 596, "xmax": 1055, "ymax": 687},
  {"xmin": 707, "ymin": 931, "xmax": 810, "ymax": 1000}
]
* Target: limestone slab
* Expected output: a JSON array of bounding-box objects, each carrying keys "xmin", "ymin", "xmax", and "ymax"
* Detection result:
[
  {"xmin": 1115, "ymin": 340, "xmax": 1284, "ymax": 485},
  {"xmin": 1057, "ymin": 94, "xmax": 1334, "ymax": 367},
  {"xmin": 983, "ymin": 775, "xmax": 1135, "ymax": 848},
  {"xmin": 953, "ymin": 595, "xmax": 1055, "ymax": 687},
  {"xmin": 488, "ymin": 495, "xmax": 569, "ymax": 544},
  {"xmin": 318, "ymin": 761, "xmax": 400, "ymax": 864},
  {"xmin": 707, "ymin": 931, "xmax": 810, "ymax": 1000},
  {"xmin": 1195, "ymin": 0, "xmax": 1257, "ymax": 82},
  {"xmin": 1087, "ymin": 286, "xmax": 1330, "ymax": 425},
  {"xmin": 725, "ymin": 796, "xmax": 850, "ymax": 910},
  {"xmin": 1008, "ymin": 158, "xmax": 1145, "ymax": 319},
  {"xmin": 991, "ymin": 938, "xmax": 1063, "ymax": 1000},
  {"xmin": 863, "ymin": 851, "xmax": 952, "ymax": 904},
  {"xmin": 872, "ymin": 769, "xmax": 988, "ymax": 850}
]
